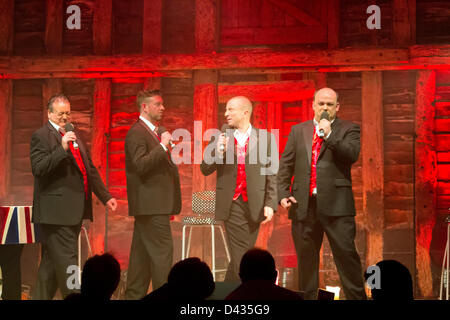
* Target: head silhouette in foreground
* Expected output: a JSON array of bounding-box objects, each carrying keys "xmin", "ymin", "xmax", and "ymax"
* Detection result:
[
  {"xmin": 365, "ymin": 259, "xmax": 413, "ymax": 301},
  {"xmin": 226, "ymin": 248, "xmax": 303, "ymax": 300},
  {"xmin": 81, "ymin": 253, "xmax": 121, "ymax": 300}
]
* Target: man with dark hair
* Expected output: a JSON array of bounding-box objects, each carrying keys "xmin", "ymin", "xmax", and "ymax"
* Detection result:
[
  {"xmin": 225, "ymin": 248, "xmax": 302, "ymax": 300},
  {"xmin": 278, "ymin": 87, "xmax": 366, "ymax": 300},
  {"xmin": 124, "ymin": 89, "xmax": 181, "ymax": 299},
  {"xmin": 31, "ymin": 94, "xmax": 117, "ymax": 299}
]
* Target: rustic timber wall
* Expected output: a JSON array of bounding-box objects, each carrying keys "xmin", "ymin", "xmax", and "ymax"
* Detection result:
[{"xmin": 1, "ymin": 0, "xmax": 449, "ymax": 298}]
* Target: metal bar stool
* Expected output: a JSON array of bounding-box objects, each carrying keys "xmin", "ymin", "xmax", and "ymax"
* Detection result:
[
  {"xmin": 181, "ymin": 191, "xmax": 231, "ymax": 281},
  {"xmin": 439, "ymin": 214, "xmax": 450, "ymax": 300},
  {"xmin": 77, "ymin": 225, "xmax": 92, "ymax": 283}
]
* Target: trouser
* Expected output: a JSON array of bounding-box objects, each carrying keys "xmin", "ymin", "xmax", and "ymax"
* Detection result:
[
  {"xmin": 224, "ymin": 197, "xmax": 260, "ymax": 282},
  {"xmin": 291, "ymin": 196, "xmax": 366, "ymax": 300},
  {"xmin": 32, "ymin": 223, "xmax": 81, "ymax": 300},
  {"xmin": 0, "ymin": 244, "xmax": 24, "ymax": 300},
  {"xmin": 125, "ymin": 215, "xmax": 173, "ymax": 300}
]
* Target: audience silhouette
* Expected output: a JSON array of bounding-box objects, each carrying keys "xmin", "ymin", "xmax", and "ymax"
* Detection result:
[
  {"xmin": 65, "ymin": 253, "xmax": 121, "ymax": 301},
  {"xmin": 364, "ymin": 259, "xmax": 414, "ymax": 301},
  {"xmin": 143, "ymin": 257, "xmax": 215, "ymax": 300},
  {"xmin": 225, "ymin": 248, "xmax": 303, "ymax": 300}
]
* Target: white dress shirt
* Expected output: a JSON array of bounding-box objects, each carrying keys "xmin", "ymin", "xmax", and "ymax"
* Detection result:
[{"xmin": 139, "ymin": 115, "xmax": 168, "ymax": 151}]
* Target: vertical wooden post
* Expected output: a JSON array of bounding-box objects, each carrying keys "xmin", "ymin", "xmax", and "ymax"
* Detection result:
[
  {"xmin": 415, "ymin": 70, "xmax": 436, "ymax": 298},
  {"xmin": 361, "ymin": 71, "xmax": 384, "ymax": 268},
  {"xmin": 91, "ymin": 0, "xmax": 113, "ymax": 254},
  {"xmin": 143, "ymin": 0, "xmax": 162, "ymax": 90},
  {"xmin": 0, "ymin": 0, "xmax": 14, "ymax": 55},
  {"xmin": 327, "ymin": 0, "xmax": 340, "ymax": 49},
  {"xmin": 0, "ymin": 80, "xmax": 12, "ymax": 201},
  {"xmin": 192, "ymin": 70, "xmax": 218, "ymax": 262},
  {"xmin": 93, "ymin": 0, "xmax": 112, "ymax": 55},
  {"xmin": 393, "ymin": 0, "xmax": 416, "ymax": 46},
  {"xmin": 90, "ymin": 79, "xmax": 112, "ymax": 254},
  {"xmin": 45, "ymin": 0, "xmax": 63, "ymax": 54},
  {"xmin": 195, "ymin": 0, "xmax": 218, "ymax": 53},
  {"xmin": 42, "ymin": 79, "xmax": 62, "ymax": 123}
]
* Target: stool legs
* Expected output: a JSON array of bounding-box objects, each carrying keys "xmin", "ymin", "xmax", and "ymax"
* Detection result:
[
  {"xmin": 440, "ymin": 222, "xmax": 450, "ymax": 300},
  {"xmin": 219, "ymin": 225, "xmax": 231, "ymax": 263},
  {"xmin": 211, "ymin": 225, "xmax": 216, "ymax": 281}
]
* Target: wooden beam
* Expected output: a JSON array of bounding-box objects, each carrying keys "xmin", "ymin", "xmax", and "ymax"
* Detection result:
[
  {"xmin": 327, "ymin": 0, "xmax": 339, "ymax": 49},
  {"xmin": 0, "ymin": 45, "xmax": 449, "ymax": 79},
  {"xmin": 361, "ymin": 71, "xmax": 384, "ymax": 268},
  {"xmin": 42, "ymin": 79, "xmax": 62, "ymax": 124},
  {"xmin": 90, "ymin": 79, "xmax": 112, "ymax": 254},
  {"xmin": 393, "ymin": 0, "xmax": 416, "ymax": 46},
  {"xmin": 221, "ymin": 26, "xmax": 327, "ymax": 46},
  {"xmin": 93, "ymin": 0, "xmax": 112, "ymax": 55},
  {"xmin": 218, "ymin": 80, "xmax": 315, "ymax": 103},
  {"xmin": 195, "ymin": 0, "xmax": 218, "ymax": 53},
  {"xmin": 265, "ymin": 0, "xmax": 320, "ymax": 26},
  {"xmin": 0, "ymin": 0, "xmax": 14, "ymax": 55},
  {"xmin": 0, "ymin": 80, "xmax": 12, "ymax": 200},
  {"xmin": 45, "ymin": 0, "xmax": 63, "ymax": 55},
  {"xmin": 414, "ymin": 70, "xmax": 436, "ymax": 298}
]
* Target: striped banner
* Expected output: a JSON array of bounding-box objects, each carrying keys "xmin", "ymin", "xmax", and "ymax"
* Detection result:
[{"xmin": 0, "ymin": 206, "xmax": 40, "ymax": 245}]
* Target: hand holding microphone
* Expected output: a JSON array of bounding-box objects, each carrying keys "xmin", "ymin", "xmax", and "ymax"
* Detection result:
[
  {"xmin": 62, "ymin": 123, "xmax": 78, "ymax": 150},
  {"xmin": 218, "ymin": 124, "xmax": 230, "ymax": 154},
  {"xmin": 158, "ymin": 126, "xmax": 175, "ymax": 148},
  {"xmin": 318, "ymin": 111, "xmax": 331, "ymax": 138}
]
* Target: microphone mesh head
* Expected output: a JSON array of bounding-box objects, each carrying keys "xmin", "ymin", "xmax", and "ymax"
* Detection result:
[
  {"xmin": 320, "ymin": 111, "xmax": 330, "ymax": 121},
  {"xmin": 64, "ymin": 123, "xmax": 75, "ymax": 132}
]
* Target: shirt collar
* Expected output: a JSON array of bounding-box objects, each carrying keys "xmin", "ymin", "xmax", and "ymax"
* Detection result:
[
  {"xmin": 49, "ymin": 120, "xmax": 61, "ymax": 132},
  {"xmin": 139, "ymin": 115, "xmax": 157, "ymax": 132},
  {"xmin": 234, "ymin": 124, "xmax": 252, "ymax": 139}
]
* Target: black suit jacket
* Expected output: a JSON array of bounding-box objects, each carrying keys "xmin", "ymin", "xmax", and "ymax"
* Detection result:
[
  {"xmin": 277, "ymin": 118, "xmax": 360, "ymax": 221},
  {"xmin": 30, "ymin": 122, "xmax": 112, "ymax": 226},
  {"xmin": 200, "ymin": 127, "xmax": 278, "ymax": 223},
  {"xmin": 125, "ymin": 120, "xmax": 181, "ymax": 216}
]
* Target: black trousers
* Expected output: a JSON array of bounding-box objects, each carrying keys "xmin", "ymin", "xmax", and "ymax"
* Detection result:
[
  {"xmin": 0, "ymin": 244, "xmax": 24, "ymax": 300},
  {"xmin": 32, "ymin": 224, "xmax": 81, "ymax": 300},
  {"xmin": 291, "ymin": 196, "xmax": 366, "ymax": 300},
  {"xmin": 125, "ymin": 215, "xmax": 173, "ymax": 300},
  {"xmin": 224, "ymin": 197, "xmax": 260, "ymax": 282}
]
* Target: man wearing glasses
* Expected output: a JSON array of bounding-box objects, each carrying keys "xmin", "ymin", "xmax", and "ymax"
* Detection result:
[{"xmin": 30, "ymin": 94, "xmax": 117, "ymax": 299}]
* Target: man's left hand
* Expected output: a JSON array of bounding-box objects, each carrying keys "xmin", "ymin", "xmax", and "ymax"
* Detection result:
[
  {"xmin": 261, "ymin": 206, "xmax": 274, "ymax": 224},
  {"xmin": 318, "ymin": 119, "xmax": 331, "ymax": 138},
  {"xmin": 106, "ymin": 198, "xmax": 118, "ymax": 211}
]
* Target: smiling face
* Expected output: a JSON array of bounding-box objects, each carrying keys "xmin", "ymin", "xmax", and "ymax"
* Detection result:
[
  {"xmin": 312, "ymin": 88, "xmax": 340, "ymax": 122},
  {"xmin": 48, "ymin": 100, "xmax": 71, "ymax": 127},
  {"xmin": 141, "ymin": 95, "xmax": 164, "ymax": 123}
]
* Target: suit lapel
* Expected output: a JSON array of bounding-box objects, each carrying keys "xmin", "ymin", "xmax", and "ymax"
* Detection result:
[
  {"xmin": 318, "ymin": 117, "xmax": 339, "ymax": 160},
  {"xmin": 47, "ymin": 122, "xmax": 81, "ymax": 172},
  {"xmin": 138, "ymin": 119, "xmax": 176, "ymax": 167},
  {"xmin": 245, "ymin": 127, "xmax": 258, "ymax": 161},
  {"xmin": 302, "ymin": 120, "xmax": 314, "ymax": 165}
]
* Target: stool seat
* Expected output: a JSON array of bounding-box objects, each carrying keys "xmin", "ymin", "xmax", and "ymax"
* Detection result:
[{"xmin": 182, "ymin": 215, "xmax": 217, "ymax": 225}]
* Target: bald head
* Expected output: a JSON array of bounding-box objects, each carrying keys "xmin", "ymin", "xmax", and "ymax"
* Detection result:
[
  {"xmin": 225, "ymin": 96, "xmax": 253, "ymax": 129},
  {"xmin": 312, "ymin": 87, "xmax": 340, "ymax": 122}
]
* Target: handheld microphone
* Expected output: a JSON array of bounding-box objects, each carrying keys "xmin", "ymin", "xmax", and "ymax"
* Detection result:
[
  {"xmin": 157, "ymin": 126, "xmax": 175, "ymax": 148},
  {"xmin": 64, "ymin": 123, "xmax": 79, "ymax": 148},
  {"xmin": 318, "ymin": 111, "xmax": 330, "ymax": 138},
  {"xmin": 219, "ymin": 123, "xmax": 231, "ymax": 153}
]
